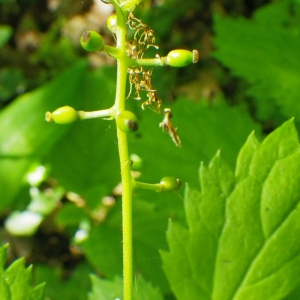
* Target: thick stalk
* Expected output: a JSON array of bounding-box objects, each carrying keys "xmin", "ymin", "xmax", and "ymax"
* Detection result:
[{"xmin": 114, "ymin": 6, "xmax": 133, "ymax": 300}]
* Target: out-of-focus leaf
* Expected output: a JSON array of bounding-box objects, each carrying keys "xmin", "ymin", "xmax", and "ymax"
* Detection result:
[
  {"xmin": 89, "ymin": 274, "xmax": 164, "ymax": 300},
  {"xmin": 45, "ymin": 67, "xmax": 119, "ymax": 197},
  {"xmin": 34, "ymin": 263, "xmax": 92, "ymax": 300},
  {"xmin": 0, "ymin": 68, "xmax": 25, "ymax": 101},
  {"xmin": 128, "ymin": 98, "xmax": 261, "ymax": 197},
  {"xmin": 83, "ymin": 197, "xmax": 170, "ymax": 293},
  {"xmin": 213, "ymin": 1, "xmax": 300, "ymax": 122},
  {"xmin": 88, "ymin": 275, "xmax": 123, "ymax": 300},
  {"xmin": 55, "ymin": 202, "xmax": 87, "ymax": 226},
  {"xmin": 0, "ymin": 60, "xmax": 88, "ymax": 212},
  {"xmin": 0, "ymin": 25, "xmax": 12, "ymax": 49}
]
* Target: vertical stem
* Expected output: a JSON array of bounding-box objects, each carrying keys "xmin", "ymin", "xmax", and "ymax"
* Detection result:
[{"xmin": 114, "ymin": 6, "xmax": 133, "ymax": 300}]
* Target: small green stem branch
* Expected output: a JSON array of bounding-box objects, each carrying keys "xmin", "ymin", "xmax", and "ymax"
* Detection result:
[
  {"xmin": 102, "ymin": 45, "xmax": 120, "ymax": 59},
  {"xmin": 133, "ymin": 180, "xmax": 163, "ymax": 192},
  {"xmin": 77, "ymin": 108, "xmax": 114, "ymax": 120},
  {"xmin": 114, "ymin": 6, "xmax": 133, "ymax": 300},
  {"xmin": 132, "ymin": 57, "xmax": 165, "ymax": 67}
]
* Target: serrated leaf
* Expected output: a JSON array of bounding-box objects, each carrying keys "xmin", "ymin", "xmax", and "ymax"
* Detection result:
[
  {"xmin": 88, "ymin": 274, "xmax": 164, "ymax": 300},
  {"xmin": 0, "ymin": 244, "xmax": 45, "ymax": 300},
  {"xmin": 213, "ymin": 1, "xmax": 300, "ymax": 121},
  {"xmin": 161, "ymin": 119, "xmax": 300, "ymax": 300}
]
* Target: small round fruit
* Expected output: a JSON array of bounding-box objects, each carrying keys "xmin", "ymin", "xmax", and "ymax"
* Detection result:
[
  {"xmin": 166, "ymin": 49, "xmax": 194, "ymax": 67},
  {"xmin": 160, "ymin": 177, "xmax": 182, "ymax": 192},
  {"xmin": 80, "ymin": 31, "xmax": 104, "ymax": 52},
  {"xmin": 107, "ymin": 14, "xmax": 117, "ymax": 34},
  {"xmin": 116, "ymin": 111, "xmax": 138, "ymax": 134},
  {"xmin": 46, "ymin": 106, "xmax": 78, "ymax": 124},
  {"xmin": 130, "ymin": 153, "xmax": 143, "ymax": 170}
]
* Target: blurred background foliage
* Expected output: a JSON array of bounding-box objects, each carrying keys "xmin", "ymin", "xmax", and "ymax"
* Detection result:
[{"xmin": 1, "ymin": 0, "xmax": 299, "ymax": 298}]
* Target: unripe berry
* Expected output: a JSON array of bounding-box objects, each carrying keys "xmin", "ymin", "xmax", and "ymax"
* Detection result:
[
  {"xmin": 45, "ymin": 106, "xmax": 78, "ymax": 124},
  {"xmin": 160, "ymin": 177, "xmax": 182, "ymax": 192},
  {"xmin": 130, "ymin": 153, "xmax": 143, "ymax": 170},
  {"xmin": 116, "ymin": 111, "xmax": 138, "ymax": 134},
  {"xmin": 107, "ymin": 14, "xmax": 117, "ymax": 34},
  {"xmin": 80, "ymin": 31, "xmax": 104, "ymax": 52},
  {"xmin": 166, "ymin": 49, "xmax": 199, "ymax": 67}
]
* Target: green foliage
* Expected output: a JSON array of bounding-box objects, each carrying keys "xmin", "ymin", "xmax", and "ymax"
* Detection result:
[
  {"xmin": 161, "ymin": 119, "xmax": 300, "ymax": 300},
  {"xmin": 0, "ymin": 244, "xmax": 45, "ymax": 300},
  {"xmin": 129, "ymin": 98, "xmax": 261, "ymax": 190},
  {"xmin": 34, "ymin": 263, "xmax": 92, "ymax": 300},
  {"xmin": 3, "ymin": 0, "xmax": 300, "ymax": 299},
  {"xmin": 0, "ymin": 60, "xmax": 88, "ymax": 211},
  {"xmin": 0, "ymin": 24, "xmax": 12, "ymax": 49},
  {"xmin": 213, "ymin": 0, "xmax": 300, "ymax": 122},
  {"xmin": 83, "ymin": 198, "xmax": 171, "ymax": 292},
  {"xmin": 0, "ymin": 59, "xmax": 261, "ymax": 298},
  {"xmin": 89, "ymin": 275, "xmax": 164, "ymax": 300}
]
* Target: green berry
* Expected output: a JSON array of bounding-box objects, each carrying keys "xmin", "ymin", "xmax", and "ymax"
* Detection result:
[
  {"xmin": 80, "ymin": 31, "xmax": 104, "ymax": 52},
  {"xmin": 116, "ymin": 111, "xmax": 138, "ymax": 134},
  {"xmin": 107, "ymin": 14, "xmax": 117, "ymax": 34},
  {"xmin": 166, "ymin": 49, "xmax": 198, "ymax": 67},
  {"xmin": 160, "ymin": 177, "xmax": 182, "ymax": 192},
  {"xmin": 46, "ymin": 106, "xmax": 78, "ymax": 124},
  {"xmin": 130, "ymin": 153, "xmax": 143, "ymax": 170}
]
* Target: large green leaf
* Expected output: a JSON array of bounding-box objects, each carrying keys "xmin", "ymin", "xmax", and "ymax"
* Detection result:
[
  {"xmin": 0, "ymin": 60, "xmax": 88, "ymax": 212},
  {"xmin": 213, "ymin": 0, "xmax": 300, "ymax": 121},
  {"xmin": 161, "ymin": 119, "xmax": 300, "ymax": 300},
  {"xmin": 0, "ymin": 244, "xmax": 45, "ymax": 300}
]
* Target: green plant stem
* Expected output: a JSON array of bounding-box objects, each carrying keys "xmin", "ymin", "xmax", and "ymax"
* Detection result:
[
  {"xmin": 133, "ymin": 57, "xmax": 165, "ymax": 67},
  {"xmin": 77, "ymin": 107, "xmax": 114, "ymax": 120},
  {"xmin": 103, "ymin": 45, "xmax": 120, "ymax": 58},
  {"xmin": 114, "ymin": 6, "xmax": 133, "ymax": 300},
  {"xmin": 133, "ymin": 180, "xmax": 163, "ymax": 192}
]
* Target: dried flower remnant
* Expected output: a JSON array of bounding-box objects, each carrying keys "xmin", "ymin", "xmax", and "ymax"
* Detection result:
[
  {"xmin": 126, "ymin": 12, "xmax": 162, "ymax": 113},
  {"xmin": 159, "ymin": 108, "xmax": 181, "ymax": 147}
]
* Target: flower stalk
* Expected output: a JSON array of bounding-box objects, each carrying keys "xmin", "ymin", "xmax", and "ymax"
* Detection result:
[{"xmin": 45, "ymin": 1, "xmax": 198, "ymax": 298}]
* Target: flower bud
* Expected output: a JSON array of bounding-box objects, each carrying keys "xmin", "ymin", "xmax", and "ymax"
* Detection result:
[
  {"xmin": 80, "ymin": 31, "xmax": 104, "ymax": 52},
  {"xmin": 45, "ymin": 106, "xmax": 78, "ymax": 124}
]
